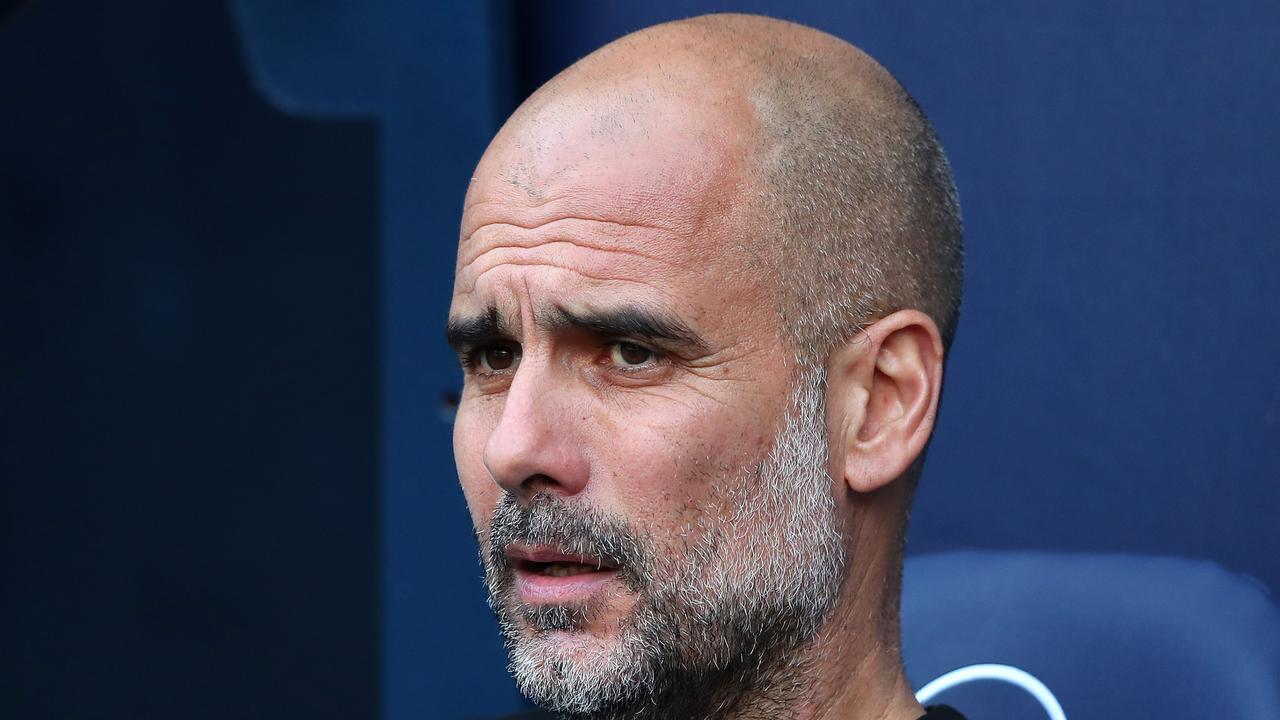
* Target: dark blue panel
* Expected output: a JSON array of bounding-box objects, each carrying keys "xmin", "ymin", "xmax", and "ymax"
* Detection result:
[
  {"xmin": 231, "ymin": 1, "xmax": 385, "ymax": 117},
  {"xmin": 2, "ymin": 2, "xmax": 377, "ymax": 717},
  {"xmin": 233, "ymin": 2, "xmax": 524, "ymax": 718},
  {"xmin": 511, "ymin": 1, "xmax": 1280, "ymax": 594}
]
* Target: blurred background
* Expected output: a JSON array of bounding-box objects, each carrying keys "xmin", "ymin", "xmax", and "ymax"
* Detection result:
[{"xmin": 2, "ymin": 1, "xmax": 1277, "ymax": 718}]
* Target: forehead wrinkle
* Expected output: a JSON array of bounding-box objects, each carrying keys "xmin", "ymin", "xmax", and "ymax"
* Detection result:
[
  {"xmin": 462, "ymin": 177, "xmax": 720, "ymax": 248},
  {"xmin": 454, "ymin": 259, "xmax": 676, "ymax": 300},
  {"xmin": 462, "ymin": 216, "xmax": 679, "ymax": 247},
  {"xmin": 460, "ymin": 193, "xmax": 561, "ymax": 225},
  {"xmin": 456, "ymin": 222, "xmax": 690, "ymax": 296},
  {"xmin": 457, "ymin": 228, "xmax": 684, "ymax": 276},
  {"xmin": 460, "ymin": 204, "xmax": 684, "ymax": 245}
]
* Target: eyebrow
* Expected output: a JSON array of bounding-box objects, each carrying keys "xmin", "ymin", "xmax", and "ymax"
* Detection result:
[
  {"xmin": 444, "ymin": 304, "xmax": 708, "ymax": 354},
  {"xmin": 445, "ymin": 306, "xmax": 509, "ymax": 353},
  {"xmin": 539, "ymin": 305, "xmax": 708, "ymax": 351}
]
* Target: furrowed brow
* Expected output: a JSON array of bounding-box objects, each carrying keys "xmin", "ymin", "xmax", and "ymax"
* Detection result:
[
  {"xmin": 445, "ymin": 306, "xmax": 510, "ymax": 353},
  {"xmin": 540, "ymin": 305, "xmax": 708, "ymax": 351}
]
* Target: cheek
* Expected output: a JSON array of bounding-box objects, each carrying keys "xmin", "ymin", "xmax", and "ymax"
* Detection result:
[
  {"xmin": 595, "ymin": 397, "xmax": 777, "ymax": 532},
  {"xmin": 453, "ymin": 404, "xmax": 498, "ymax": 529}
]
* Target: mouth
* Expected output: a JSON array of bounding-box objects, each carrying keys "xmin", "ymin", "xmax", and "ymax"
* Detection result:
[{"xmin": 505, "ymin": 544, "xmax": 621, "ymax": 605}]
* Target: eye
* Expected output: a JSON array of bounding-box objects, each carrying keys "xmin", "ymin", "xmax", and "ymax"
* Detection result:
[
  {"xmin": 477, "ymin": 344, "xmax": 519, "ymax": 372},
  {"xmin": 609, "ymin": 341, "xmax": 655, "ymax": 367}
]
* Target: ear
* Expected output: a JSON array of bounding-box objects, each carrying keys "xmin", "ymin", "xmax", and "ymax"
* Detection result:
[{"xmin": 827, "ymin": 310, "xmax": 944, "ymax": 494}]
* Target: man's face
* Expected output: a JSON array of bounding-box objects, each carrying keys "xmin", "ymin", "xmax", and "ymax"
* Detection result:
[{"xmin": 449, "ymin": 93, "xmax": 846, "ymax": 716}]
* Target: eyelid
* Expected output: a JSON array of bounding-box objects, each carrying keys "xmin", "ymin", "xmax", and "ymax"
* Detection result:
[{"xmin": 607, "ymin": 337, "xmax": 658, "ymax": 352}]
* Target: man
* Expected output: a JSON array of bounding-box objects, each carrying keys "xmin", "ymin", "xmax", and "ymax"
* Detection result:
[{"xmin": 447, "ymin": 13, "xmax": 965, "ymax": 720}]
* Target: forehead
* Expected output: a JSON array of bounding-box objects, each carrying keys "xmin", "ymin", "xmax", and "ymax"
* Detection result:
[
  {"xmin": 462, "ymin": 84, "xmax": 753, "ymax": 242},
  {"xmin": 453, "ymin": 87, "xmax": 766, "ymax": 319}
]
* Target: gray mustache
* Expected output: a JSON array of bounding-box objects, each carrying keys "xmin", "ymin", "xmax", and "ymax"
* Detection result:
[{"xmin": 486, "ymin": 492, "xmax": 648, "ymax": 580}]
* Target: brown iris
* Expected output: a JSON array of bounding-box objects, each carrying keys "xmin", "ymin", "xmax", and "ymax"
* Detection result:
[
  {"xmin": 481, "ymin": 346, "xmax": 517, "ymax": 371},
  {"xmin": 612, "ymin": 342, "xmax": 653, "ymax": 366}
]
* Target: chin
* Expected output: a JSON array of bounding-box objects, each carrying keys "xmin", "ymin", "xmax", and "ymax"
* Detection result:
[{"xmin": 505, "ymin": 612, "xmax": 657, "ymax": 717}]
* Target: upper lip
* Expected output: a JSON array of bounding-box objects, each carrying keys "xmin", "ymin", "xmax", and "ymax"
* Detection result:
[{"xmin": 505, "ymin": 543, "xmax": 619, "ymax": 570}]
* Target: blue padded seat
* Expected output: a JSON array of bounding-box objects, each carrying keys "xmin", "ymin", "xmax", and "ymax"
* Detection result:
[{"xmin": 902, "ymin": 551, "xmax": 1280, "ymax": 718}]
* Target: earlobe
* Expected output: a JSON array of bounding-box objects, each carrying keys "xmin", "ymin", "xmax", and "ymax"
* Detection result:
[{"xmin": 827, "ymin": 311, "xmax": 944, "ymax": 495}]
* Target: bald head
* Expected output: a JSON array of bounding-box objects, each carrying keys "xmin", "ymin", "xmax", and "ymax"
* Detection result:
[
  {"xmin": 476, "ymin": 13, "xmax": 963, "ymax": 366},
  {"xmin": 455, "ymin": 17, "xmax": 963, "ymax": 717}
]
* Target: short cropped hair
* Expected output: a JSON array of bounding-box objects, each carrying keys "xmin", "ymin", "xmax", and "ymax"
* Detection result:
[{"xmin": 749, "ymin": 51, "xmax": 964, "ymax": 368}]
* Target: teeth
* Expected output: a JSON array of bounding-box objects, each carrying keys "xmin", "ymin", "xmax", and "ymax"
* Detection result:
[{"xmin": 542, "ymin": 562, "xmax": 600, "ymax": 577}]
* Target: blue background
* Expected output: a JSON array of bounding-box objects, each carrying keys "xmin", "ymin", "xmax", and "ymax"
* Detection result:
[{"xmin": 3, "ymin": 1, "xmax": 1276, "ymax": 718}]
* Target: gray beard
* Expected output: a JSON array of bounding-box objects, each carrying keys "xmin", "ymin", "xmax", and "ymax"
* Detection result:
[{"xmin": 479, "ymin": 368, "xmax": 847, "ymax": 720}]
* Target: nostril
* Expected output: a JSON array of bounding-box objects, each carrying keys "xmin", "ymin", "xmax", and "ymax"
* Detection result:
[{"xmin": 522, "ymin": 474, "xmax": 559, "ymax": 492}]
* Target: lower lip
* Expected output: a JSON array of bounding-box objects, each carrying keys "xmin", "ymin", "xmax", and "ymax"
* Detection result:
[{"xmin": 514, "ymin": 567, "xmax": 620, "ymax": 604}]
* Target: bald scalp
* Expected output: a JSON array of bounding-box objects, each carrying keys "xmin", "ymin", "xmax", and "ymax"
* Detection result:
[{"xmin": 502, "ymin": 13, "xmax": 963, "ymax": 367}]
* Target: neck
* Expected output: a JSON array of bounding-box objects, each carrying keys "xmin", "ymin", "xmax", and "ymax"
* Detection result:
[
  {"xmin": 720, "ymin": 537, "xmax": 923, "ymax": 720},
  {"xmin": 589, "ymin": 595, "xmax": 921, "ymax": 720},
  {"xmin": 722, "ymin": 596, "xmax": 922, "ymax": 720}
]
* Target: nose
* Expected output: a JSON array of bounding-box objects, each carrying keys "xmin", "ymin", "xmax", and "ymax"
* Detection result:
[{"xmin": 482, "ymin": 360, "xmax": 590, "ymax": 499}]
